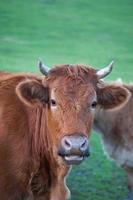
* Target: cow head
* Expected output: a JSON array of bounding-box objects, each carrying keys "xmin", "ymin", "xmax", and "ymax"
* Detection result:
[{"xmin": 16, "ymin": 61, "xmax": 130, "ymax": 165}]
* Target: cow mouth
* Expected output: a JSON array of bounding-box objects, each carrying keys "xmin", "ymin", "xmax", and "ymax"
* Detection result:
[{"xmin": 63, "ymin": 155, "xmax": 84, "ymax": 165}]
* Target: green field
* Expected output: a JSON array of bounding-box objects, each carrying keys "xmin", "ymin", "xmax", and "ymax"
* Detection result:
[{"xmin": 0, "ymin": 0, "xmax": 133, "ymax": 199}]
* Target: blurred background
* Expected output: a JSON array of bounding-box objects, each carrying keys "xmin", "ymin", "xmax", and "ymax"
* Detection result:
[{"xmin": 0, "ymin": 0, "xmax": 133, "ymax": 199}]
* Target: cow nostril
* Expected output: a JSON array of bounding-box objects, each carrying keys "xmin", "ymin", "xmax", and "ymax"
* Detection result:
[
  {"xmin": 81, "ymin": 141, "xmax": 86, "ymax": 148},
  {"xmin": 80, "ymin": 140, "xmax": 88, "ymax": 151},
  {"xmin": 63, "ymin": 138, "xmax": 71, "ymax": 150},
  {"xmin": 65, "ymin": 140, "xmax": 71, "ymax": 147}
]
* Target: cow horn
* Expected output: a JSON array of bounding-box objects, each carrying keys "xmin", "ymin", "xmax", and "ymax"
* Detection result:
[
  {"xmin": 96, "ymin": 61, "xmax": 114, "ymax": 79},
  {"xmin": 38, "ymin": 60, "xmax": 50, "ymax": 75}
]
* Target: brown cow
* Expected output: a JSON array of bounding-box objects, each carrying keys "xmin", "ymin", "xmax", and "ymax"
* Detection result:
[
  {"xmin": 0, "ymin": 62, "xmax": 130, "ymax": 200},
  {"xmin": 93, "ymin": 80, "xmax": 133, "ymax": 200}
]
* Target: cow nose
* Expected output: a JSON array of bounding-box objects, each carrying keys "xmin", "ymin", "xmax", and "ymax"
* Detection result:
[
  {"xmin": 59, "ymin": 135, "xmax": 90, "ymax": 157},
  {"xmin": 62, "ymin": 136, "xmax": 88, "ymax": 152}
]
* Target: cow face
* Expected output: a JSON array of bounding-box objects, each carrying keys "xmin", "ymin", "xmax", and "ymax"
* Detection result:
[
  {"xmin": 16, "ymin": 62, "xmax": 130, "ymax": 165},
  {"xmin": 45, "ymin": 72, "xmax": 97, "ymax": 165}
]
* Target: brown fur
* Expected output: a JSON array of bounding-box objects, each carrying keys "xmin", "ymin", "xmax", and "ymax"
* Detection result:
[{"xmin": 0, "ymin": 66, "xmax": 130, "ymax": 199}]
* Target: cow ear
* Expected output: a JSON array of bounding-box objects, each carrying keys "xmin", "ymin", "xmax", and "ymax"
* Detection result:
[
  {"xmin": 16, "ymin": 80, "xmax": 49, "ymax": 107},
  {"xmin": 97, "ymin": 85, "xmax": 131, "ymax": 109}
]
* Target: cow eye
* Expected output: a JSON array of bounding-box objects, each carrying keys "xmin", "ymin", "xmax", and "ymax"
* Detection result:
[
  {"xmin": 50, "ymin": 99, "xmax": 57, "ymax": 107},
  {"xmin": 91, "ymin": 101, "xmax": 97, "ymax": 109}
]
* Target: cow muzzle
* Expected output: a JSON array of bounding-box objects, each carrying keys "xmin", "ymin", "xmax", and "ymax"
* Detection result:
[{"xmin": 58, "ymin": 135, "xmax": 90, "ymax": 165}]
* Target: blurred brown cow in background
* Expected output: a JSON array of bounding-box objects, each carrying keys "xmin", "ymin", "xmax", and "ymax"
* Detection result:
[
  {"xmin": 0, "ymin": 62, "xmax": 130, "ymax": 200},
  {"xmin": 93, "ymin": 80, "xmax": 133, "ymax": 200}
]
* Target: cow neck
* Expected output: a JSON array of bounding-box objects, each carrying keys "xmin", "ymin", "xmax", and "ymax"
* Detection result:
[
  {"xmin": 31, "ymin": 105, "xmax": 58, "ymax": 176},
  {"xmin": 28, "ymin": 105, "xmax": 64, "ymax": 196}
]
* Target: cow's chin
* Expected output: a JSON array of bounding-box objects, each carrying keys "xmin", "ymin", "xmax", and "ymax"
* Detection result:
[{"xmin": 63, "ymin": 155, "xmax": 84, "ymax": 165}]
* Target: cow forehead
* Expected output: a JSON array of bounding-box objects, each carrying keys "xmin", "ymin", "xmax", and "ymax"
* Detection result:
[
  {"xmin": 45, "ymin": 65, "xmax": 98, "ymax": 103},
  {"xmin": 46, "ymin": 64, "xmax": 98, "ymax": 84},
  {"xmin": 50, "ymin": 80, "xmax": 96, "ymax": 104},
  {"xmin": 51, "ymin": 81, "xmax": 95, "ymax": 94},
  {"xmin": 47, "ymin": 65, "xmax": 97, "ymax": 85}
]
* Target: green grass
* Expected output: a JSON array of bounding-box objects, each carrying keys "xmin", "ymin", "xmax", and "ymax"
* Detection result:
[{"xmin": 0, "ymin": 0, "xmax": 133, "ymax": 199}]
